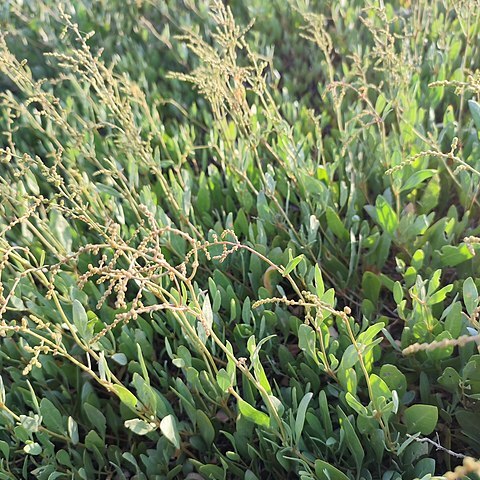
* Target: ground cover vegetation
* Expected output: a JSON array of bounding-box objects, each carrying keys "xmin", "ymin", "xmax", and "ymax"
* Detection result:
[{"xmin": 0, "ymin": 0, "xmax": 479, "ymax": 478}]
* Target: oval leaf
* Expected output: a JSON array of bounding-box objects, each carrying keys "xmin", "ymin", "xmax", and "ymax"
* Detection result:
[
  {"xmin": 160, "ymin": 414, "xmax": 181, "ymax": 449},
  {"xmin": 468, "ymin": 99, "xmax": 480, "ymax": 131},
  {"xmin": 113, "ymin": 385, "xmax": 138, "ymax": 412},
  {"xmin": 283, "ymin": 254, "xmax": 304, "ymax": 277},
  {"xmin": 125, "ymin": 419, "xmax": 156, "ymax": 436},
  {"xmin": 315, "ymin": 459, "xmax": 349, "ymax": 480},
  {"xmin": 238, "ymin": 399, "xmax": 270, "ymax": 428},
  {"xmin": 404, "ymin": 404, "xmax": 438, "ymax": 435},
  {"xmin": 400, "ymin": 170, "xmax": 437, "ymax": 192},
  {"xmin": 295, "ymin": 392, "xmax": 313, "ymax": 444}
]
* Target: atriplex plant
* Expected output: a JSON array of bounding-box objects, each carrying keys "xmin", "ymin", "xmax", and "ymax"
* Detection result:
[{"xmin": 0, "ymin": 0, "xmax": 479, "ymax": 479}]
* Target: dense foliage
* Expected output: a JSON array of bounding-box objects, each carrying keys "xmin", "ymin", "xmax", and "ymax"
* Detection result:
[{"xmin": 0, "ymin": 1, "xmax": 480, "ymax": 479}]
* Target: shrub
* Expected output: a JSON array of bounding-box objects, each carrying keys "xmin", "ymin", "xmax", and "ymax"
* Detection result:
[{"xmin": 0, "ymin": 1, "xmax": 479, "ymax": 479}]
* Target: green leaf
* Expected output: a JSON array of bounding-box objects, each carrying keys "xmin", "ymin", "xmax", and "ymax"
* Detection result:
[
  {"xmin": 68, "ymin": 416, "xmax": 79, "ymax": 445},
  {"xmin": 314, "ymin": 459, "xmax": 349, "ymax": 480},
  {"xmin": 455, "ymin": 410, "xmax": 480, "ymax": 443},
  {"xmin": 199, "ymin": 464, "xmax": 225, "ymax": 479},
  {"xmin": 400, "ymin": 170, "xmax": 437, "ymax": 192},
  {"xmin": 197, "ymin": 172, "xmax": 211, "ymax": 211},
  {"xmin": 404, "ymin": 404, "xmax": 438, "ymax": 435},
  {"xmin": 295, "ymin": 392, "xmax": 313, "ymax": 444},
  {"xmin": 136, "ymin": 343, "xmax": 150, "ymax": 383},
  {"xmin": 326, "ymin": 207, "xmax": 349, "ymax": 241},
  {"xmin": 345, "ymin": 392, "xmax": 368, "ymax": 416},
  {"xmin": 248, "ymin": 335, "xmax": 275, "ymax": 395},
  {"xmin": 375, "ymin": 93, "xmax": 387, "ymax": 114},
  {"xmin": 439, "ymin": 244, "xmax": 474, "ymax": 267},
  {"xmin": 0, "ymin": 376, "xmax": 5, "ymax": 405},
  {"xmin": 382, "ymin": 327, "xmax": 402, "ymax": 352},
  {"xmin": 196, "ymin": 410, "xmax": 215, "ymax": 446},
  {"xmin": 40, "ymin": 398, "xmax": 64, "ymax": 433},
  {"xmin": 238, "ymin": 399, "xmax": 270, "ymax": 428},
  {"xmin": 216, "ymin": 368, "xmax": 231, "ymax": 392},
  {"xmin": 414, "ymin": 457, "xmax": 435, "ymax": 478},
  {"xmin": 427, "ymin": 270, "xmax": 442, "ymax": 296},
  {"xmin": 337, "ymin": 407, "xmax": 364, "ymax": 472},
  {"xmin": 124, "ymin": 419, "xmax": 156, "ymax": 435},
  {"xmin": 380, "ymin": 364, "xmax": 407, "ymax": 396},
  {"xmin": 111, "ymin": 353, "xmax": 128, "ymax": 366},
  {"xmin": 362, "ymin": 271, "xmax": 382, "ymax": 304},
  {"xmin": 393, "ymin": 281, "xmax": 403, "ymax": 304},
  {"xmin": 319, "ymin": 390, "xmax": 333, "ymax": 437},
  {"xmin": 85, "ymin": 430, "xmax": 104, "ymax": 450},
  {"xmin": 298, "ymin": 324, "xmax": 319, "ymax": 365},
  {"xmin": 245, "ymin": 470, "xmax": 260, "ymax": 480},
  {"xmin": 226, "ymin": 340, "xmax": 236, "ymax": 386},
  {"xmin": 338, "ymin": 365, "xmax": 358, "ymax": 394},
  {"xmin": 376, "ymin": 234, "xmax": 392, "ymax": 268},
  {"xmin": 375, "ymin": 196, "xmax": 398, "ymax": 235},
  {"xmin": 160, "ymin": 414, "xmax": 181, "ymax": 449},
  {"xmin": 411, "ymin": 249, "xmax": 425, "ymax": 270},
  {"xmin": 20, "ymin": 414, "xmax": 41, "ymax": 433},
  {"xmin": 132, "ymin": 373, "xmax": 158, "ymax": 414},
  {"xmin": 283, "ymin": 252, "xmax": 304, "ymax": 277},
  {"xmin": 83, "ymin": 404, "xmax": 106, "ymax": 437},
  {"xmin": 98, "ymin": 351, "xmax": 111, "ymax": 382},
  {"xmin": 445, "ymin": 302, "xmax": 463, "ymax": 338},
  {"xmin": 438, "ymin": 367, "xmax": 461, "ymax": 392},
  {"xmin": 72, "ymin": 299, "xmax": 92, "ymax": 342},
  {"xmin": 370, "ymin": 374, "xmax": 392, "ymax": 400},
  {"xmin": 23, "ymin": 441, "xmax": 42, "ymax": 456},
  {"xmin": 463, "ymin": 277, "xmax": 478, "ymax": 316},
  {"xmin": 340, "ymin": 344, "xmax": 358, "ymax": 370},
  {"xmin": 268, "ymin": 394, "xmax": 285, "ymax": 417},
  {"xmin": 112, "ymin": 385, "xmax": 138, "ymax": 412},
  {"xmin": 314, "ymin": 264, "xmax": 325, "ymax": 297},
  {"xmin": 202, "ymin": 294, "xmax": 213, "ymax": 333},
  {"xmin": 426, "ymin": 331, "xmax": 454, "ymax": 361},
  {"xmin": 54, "ymin": 449, "xmax": 71, "ymax": 467},
  {"xmin": 0, "ymin": 440, "xmax": 9, "ymax": 461},
  {"xmin": 468, "ymin": 100, "xmax": 480, "ymax": 131},
  {"xmin": 428, "ymin": 284, "xmax": 453, "ymax": 305},
  {"xmin": 357, "ymin": 322, "xmax": 385, "ymax": 345}
]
